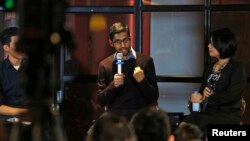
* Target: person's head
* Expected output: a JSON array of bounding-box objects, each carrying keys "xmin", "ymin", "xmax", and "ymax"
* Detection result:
[
  {"xmin": 174, "ymin": 123, "xmax": 202, "ymax": 141},
  {"xmin": 86, "ymin": 112, "xmax": 136, "ymax": 141},
  {"xmin": 0, "ymin": 27, "xmax": 25, "ymax": 61},
  {"xmin": 208, "ymin": 28, "xmax": 237, "ymax": 59},
  {"xmin": 130, "ymin": 108, "xmax": 172, "ymax": 141},
  {"xmin": 109, "ymin": 22, "xmax": 131, "ymax": 57}
]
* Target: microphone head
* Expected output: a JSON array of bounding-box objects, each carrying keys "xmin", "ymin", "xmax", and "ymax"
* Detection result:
[{"xmin": 117, "ymin": 53, "xmax": 123, "ymax": 60}]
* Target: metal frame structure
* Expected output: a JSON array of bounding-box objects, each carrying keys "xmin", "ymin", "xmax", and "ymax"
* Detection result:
[{"xmin": 61, "ymin": 0, "xmax": 250, "ymax": 85}]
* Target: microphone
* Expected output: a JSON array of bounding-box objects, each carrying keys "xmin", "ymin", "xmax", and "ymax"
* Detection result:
[
  {"xmin": 116, "ymin": 53, "xmax": 123, "ymax": 74},
  {"xmin": 202, "ymin": 83, "xmax": 214, "ymax": 112}
]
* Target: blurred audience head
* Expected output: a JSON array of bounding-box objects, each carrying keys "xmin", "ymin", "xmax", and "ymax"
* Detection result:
[
  {"xmin": 130, "ymin": 108, "xmax": 172, "ymax": 141},
  {"xmin": 86, "ymin": 112, "xmax": 136, "ymax": 141},
  {"xmin": 174, "ymin": 123, "xmax": 202, "ymax": 141}
]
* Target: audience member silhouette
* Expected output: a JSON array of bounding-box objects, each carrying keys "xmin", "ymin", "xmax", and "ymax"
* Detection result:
[
  {"xmin": 174, "ymin": 123, "xmax": 202, "ymax": 141},
  {"xmin": 130, "ymin": 108, "xmax": 174, "ymax": 141},
  {"xmin": 86, "ymin": 112, "xmax": 136, "ymax": 141}
]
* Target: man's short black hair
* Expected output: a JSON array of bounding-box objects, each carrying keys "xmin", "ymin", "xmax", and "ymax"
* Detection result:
[
  {"xmin": 87, "ymin": 112, "xmax": 135, "ymax": 141},
  {"xmin": 131, "ymin": 108, "xmax": 171, "ymax": 141},
  {"xmin": 0, "ymin": 27, "xmax": 18, "ymax": 46},
  {"xmin": 109, "ymin": 22, "xmax": 130, "ymax": 40}
]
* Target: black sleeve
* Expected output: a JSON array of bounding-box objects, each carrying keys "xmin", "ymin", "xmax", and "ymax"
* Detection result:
[
  {"xmin": 208, "ymin": 63, "xmax": 247, "ymax": 106},
  {"xmin": 137, "ymin": 57, "xmax": 159, "ymax": 103},
  {"xmin": 96, "ymin": 63, "xmax": 121, "ymax": 106}
]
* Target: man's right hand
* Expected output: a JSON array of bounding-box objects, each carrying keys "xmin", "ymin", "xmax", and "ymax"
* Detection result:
[{"xmin": 114, "ymin": 73, "xmax": 125, "ymax": 87}]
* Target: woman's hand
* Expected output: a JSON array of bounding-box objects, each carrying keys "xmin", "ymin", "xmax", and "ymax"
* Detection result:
[
  {"xmin": 203, "ymin": 87, "xmax": 215, "ymax": 99},
  {"xmin": 190, "ymin": 93, "xmax": 203, "ymax": 103}
]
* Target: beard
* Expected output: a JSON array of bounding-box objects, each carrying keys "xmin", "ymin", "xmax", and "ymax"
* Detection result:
[{"xmin": 119, "ymin": 47, "xmax": 131, "ymax": 57}]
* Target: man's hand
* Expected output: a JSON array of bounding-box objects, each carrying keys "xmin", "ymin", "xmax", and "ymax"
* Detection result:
[
  {"xmin": 114, "ymin": 73, "xmax": 125, "ymax": 87},
  {"xmin": 133, "ymin": 66, "xmax": 145, "ymax": 82}
]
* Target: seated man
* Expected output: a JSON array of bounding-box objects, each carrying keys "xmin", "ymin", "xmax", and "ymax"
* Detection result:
[
  {"xmin": 0, "ymin": 27, "xmax": 29, "ymax": 117},
  {"xmin": 0, "ymin": 27, "xmax": 31, "ymax": 141}
]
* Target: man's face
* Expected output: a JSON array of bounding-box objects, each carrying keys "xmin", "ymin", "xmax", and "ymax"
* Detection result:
[
  {"xmin": 110, "ymin": 32, "xmax": 131, "ymax": 57},
  {"xmin": 5, "ymin": 36, "xmax": 25, "ymax": 60}
]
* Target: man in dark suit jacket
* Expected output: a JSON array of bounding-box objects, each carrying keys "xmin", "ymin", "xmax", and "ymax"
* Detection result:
[{"xmin": 97, "ymin": 22, "xmax": 159, "ymax": 120}]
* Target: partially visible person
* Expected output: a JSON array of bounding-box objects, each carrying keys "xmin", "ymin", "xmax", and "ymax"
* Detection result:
[
  {"xmin": 97, "ymin": 22, "xmax": 159, "ymax": 120},
  {"xmin": 174, "ymin": 123, "xmax": 202, "ymax": 141},
  {"xmin": 130, "ymin": 107, "xmax": 174, "ymax": 141},
  {"xmin": 0, "ymin": 27, "xmax": 29, "ymax": 116},
  {"xmin": 86, "ymin": 112, "xmax": 136, "ymax": 141},
  {"xmin": 0, "ymin": 27, "xmax": 31, "ymax": 141},
  {"xmin": 181, "ymin": 28, "xmax": 247, "ymax": 137}
]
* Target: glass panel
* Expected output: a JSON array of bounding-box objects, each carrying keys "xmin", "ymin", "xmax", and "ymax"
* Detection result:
[
  {"xmin": 212, "ymin": 0, "xmax": 250, "ymax": 4},
  {"xmin": 144, "ymin": 0, "xmax": 203, "ymax": 5},
  {"xmin": 158, "ymin": 82, "xmax": 201, "ymax": 115},
  {"xmin": 211, "ymin": 11, "xmax": 250, "ymax": 77},
  {"xmin": 148, "ymin": 12, "xmax": 204, "ymax": 76},
  {"xmin": 68, "ymin": 0, "xmax": 134, "ymax": 6},
  {"xmin": 64, "ymin": 13, "xmax": 134, "ymax": 75}
]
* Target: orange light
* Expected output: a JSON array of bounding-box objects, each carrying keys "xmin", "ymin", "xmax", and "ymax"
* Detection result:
[{"xmin": 89, "ymin": 14, "xmax": 107, "ymax": 32}]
